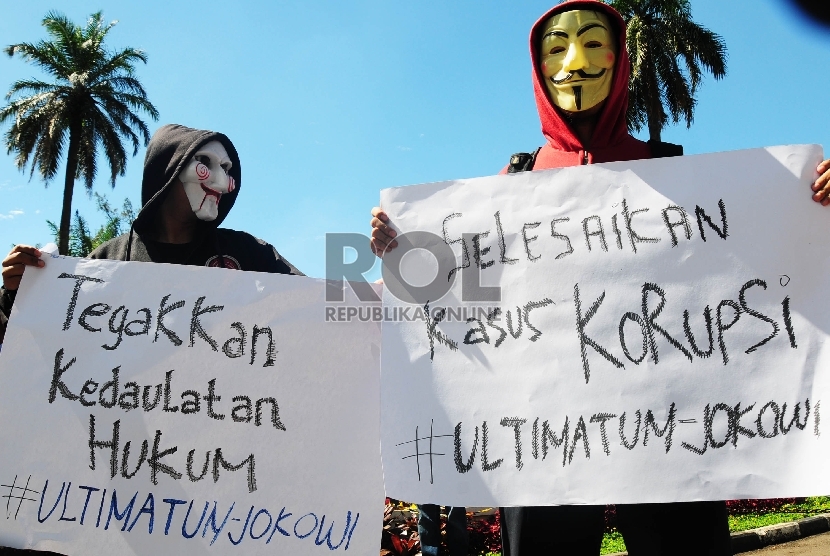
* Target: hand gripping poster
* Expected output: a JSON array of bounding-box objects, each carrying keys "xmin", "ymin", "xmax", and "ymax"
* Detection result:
[
  {"xmin": 0, "ymin": 257, "xmax": 383, "ymax": 555},
  {"xmin": 379, "ymin": 145, "xmax": 830, "ymax": 507}
]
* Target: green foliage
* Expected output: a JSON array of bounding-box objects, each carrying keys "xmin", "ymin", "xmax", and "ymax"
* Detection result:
[
  {"xmin": 47, "ymin": 193, "xmax": 135, "ymax": 257},
  {"xmin": 93, "ymin": 192, "xmax": 135, "ymax": 245},
  {"xmin": 1, "ymin": 11, "xmax": 157, "ymax": 255},
  {"xmin": 606, "ymin": 0, "xmax": 727, "ymax": 141},
  {"xmin": 729, "ymin": 512, "xmax": 807, "ymax": 532},
  {"xmin": 793, "ymin": 496, "xmax": 830, "ymax": 513},
  {"xmin": 728, "ymin": 496, "xmax": 830, "ymax": 533},
  {"xmin": 601, "ymin": 529, "xmax": 626, "ymax": 554}
]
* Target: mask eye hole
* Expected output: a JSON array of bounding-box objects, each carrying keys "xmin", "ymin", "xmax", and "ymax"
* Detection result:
[
  {"xmin": 220, "ymin": 162, "xmax": 232, "ymax": 173},
  {"xmin": 195, "ymin": 154, "xmax": 211, "ymax": 166},
  {"xmin": 585, "ymin": 41, "xmax": 602, "ymax": 48},
  {"xmin": 549, "ymin": 46, "xmax": 566, "ymax": 55}
]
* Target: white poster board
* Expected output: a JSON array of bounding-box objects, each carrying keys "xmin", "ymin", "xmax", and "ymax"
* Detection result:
[
  {"xmin": 0, "ymin": 256, "xmax": 383, "ymax": 555},
  {"xmin": 379, "ymin": 144, "xmax": 830, "ymax": 507}
]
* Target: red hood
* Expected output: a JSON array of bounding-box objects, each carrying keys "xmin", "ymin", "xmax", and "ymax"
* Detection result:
[{"xmin": 530, "ymin": 0, "xmax": 631, "ymax": 153}]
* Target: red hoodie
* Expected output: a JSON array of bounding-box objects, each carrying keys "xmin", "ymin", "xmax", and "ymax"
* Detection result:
[{"xmin": 523, "ymin": 0, "xmax": 651, "ymax": 169}]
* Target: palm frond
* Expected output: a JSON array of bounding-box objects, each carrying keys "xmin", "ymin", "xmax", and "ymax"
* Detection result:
[
  {"xmin": 5, "ymin": 41, "xmax": 72, "ymax": 79},
  {"xmin": 607, "ymin": 0, "xmax": 727, "ymax": 139},
  {"xmin": 4, "ymin": 79, "xmax": 62, "ymax": 100}
]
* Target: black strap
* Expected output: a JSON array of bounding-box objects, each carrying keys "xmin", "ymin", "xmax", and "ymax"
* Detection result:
[
  {"xmin": 506, "ymin": 147, "xmax": 541, "ymax": 173},
  {"xmin": 506, "ymin": 141, "xmax": 682, "ymax": 174}
]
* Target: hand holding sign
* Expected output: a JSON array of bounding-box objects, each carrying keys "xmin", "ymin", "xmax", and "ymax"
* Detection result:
[{"xmin": 1, "ymin": 245, "xmax": 44, "ymax": 291}]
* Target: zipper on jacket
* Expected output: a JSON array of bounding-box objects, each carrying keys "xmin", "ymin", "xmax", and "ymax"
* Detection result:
[{"xmin": 581, "ymin": 150, "xmax": 589, "ymax": 165}]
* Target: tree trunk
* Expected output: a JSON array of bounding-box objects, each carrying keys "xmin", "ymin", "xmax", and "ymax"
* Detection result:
[
  {"xmin": 648, "ymin": 117, "xmax": 662, "ymax": 143},
  {"xmin": 59, "ymin": 122, "xmax": 81, "ymax": 256},
  {"xmin": 645, "ymin": 58, "xmax": 663, "ymax": 143},
  {"xmin": 646, "ymin": 77, "xmax": 663, "ymax": 141}
]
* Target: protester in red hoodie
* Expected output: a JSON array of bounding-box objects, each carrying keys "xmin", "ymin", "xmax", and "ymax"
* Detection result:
[
  {"xmin": 371, "ymin": 2, "xmax": 828, "ymax": 554},
  {"xmin": 510, "ymin": 0, "xmax": 654, "ymax": 169}
]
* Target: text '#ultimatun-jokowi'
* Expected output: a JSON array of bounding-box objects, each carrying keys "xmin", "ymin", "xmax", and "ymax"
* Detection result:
[
  {"xmin": 451, "ymin": 397, "xmax": 818, "ymax": 474},
  {"xmin": 35, "ymin": 479, "xmax": 360, "ymax": 551}
]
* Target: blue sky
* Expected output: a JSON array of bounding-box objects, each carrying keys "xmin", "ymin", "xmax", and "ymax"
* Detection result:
[{"xmin": 1, "ymin": 0, "xmax": 828, "ymax": 280}]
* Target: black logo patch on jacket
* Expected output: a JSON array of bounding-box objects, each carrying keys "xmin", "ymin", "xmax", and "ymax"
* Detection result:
[{"xmin": 206, "ymin": 255, "xmax": 241, "ymax": 270}]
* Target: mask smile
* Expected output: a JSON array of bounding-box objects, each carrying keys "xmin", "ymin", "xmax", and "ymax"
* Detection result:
[
  {"xmin": 550, "ymin": 68, "xmax": 607, "ymax": 85},
  {"xmin": 198, "ymin": 183, "xmax": 222, "ymax": 210}
]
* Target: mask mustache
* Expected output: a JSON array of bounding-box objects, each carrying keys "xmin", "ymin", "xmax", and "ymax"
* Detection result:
[{"xmin": 550, "ymin": 68, "xmax": 607, "ymax": 85}]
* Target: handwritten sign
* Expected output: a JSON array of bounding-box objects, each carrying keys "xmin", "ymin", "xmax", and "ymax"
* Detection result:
[
  {"xmin": 0, "ymin": 256, "xmax": 383, "ymax": 554},
  {"xmin": 379, "ymin": 145, "xmax": 830, "ymax": 507}
]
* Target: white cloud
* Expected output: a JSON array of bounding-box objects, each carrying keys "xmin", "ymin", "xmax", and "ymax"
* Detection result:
[
  {"xmin": 0, "ymin": 209, "xmax": 24, "ymax": 220},
  {"xmin": 397, "ymin": 146, "xmax": 412, "ymax": 151}
]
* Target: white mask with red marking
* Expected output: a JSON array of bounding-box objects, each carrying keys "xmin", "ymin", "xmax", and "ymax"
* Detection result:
[{"xmin": 179, "ymin": 140, "xmax": 236, "ymax": 221}]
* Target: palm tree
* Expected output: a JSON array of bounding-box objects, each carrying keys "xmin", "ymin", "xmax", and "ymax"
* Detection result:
[
  {"xmin": 607, "ymin": 0, "xmax": 727, "ymax": 142},
  {"xmin": 0, "ymin": 11, "xmax": 158, "ymax": 255}
]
